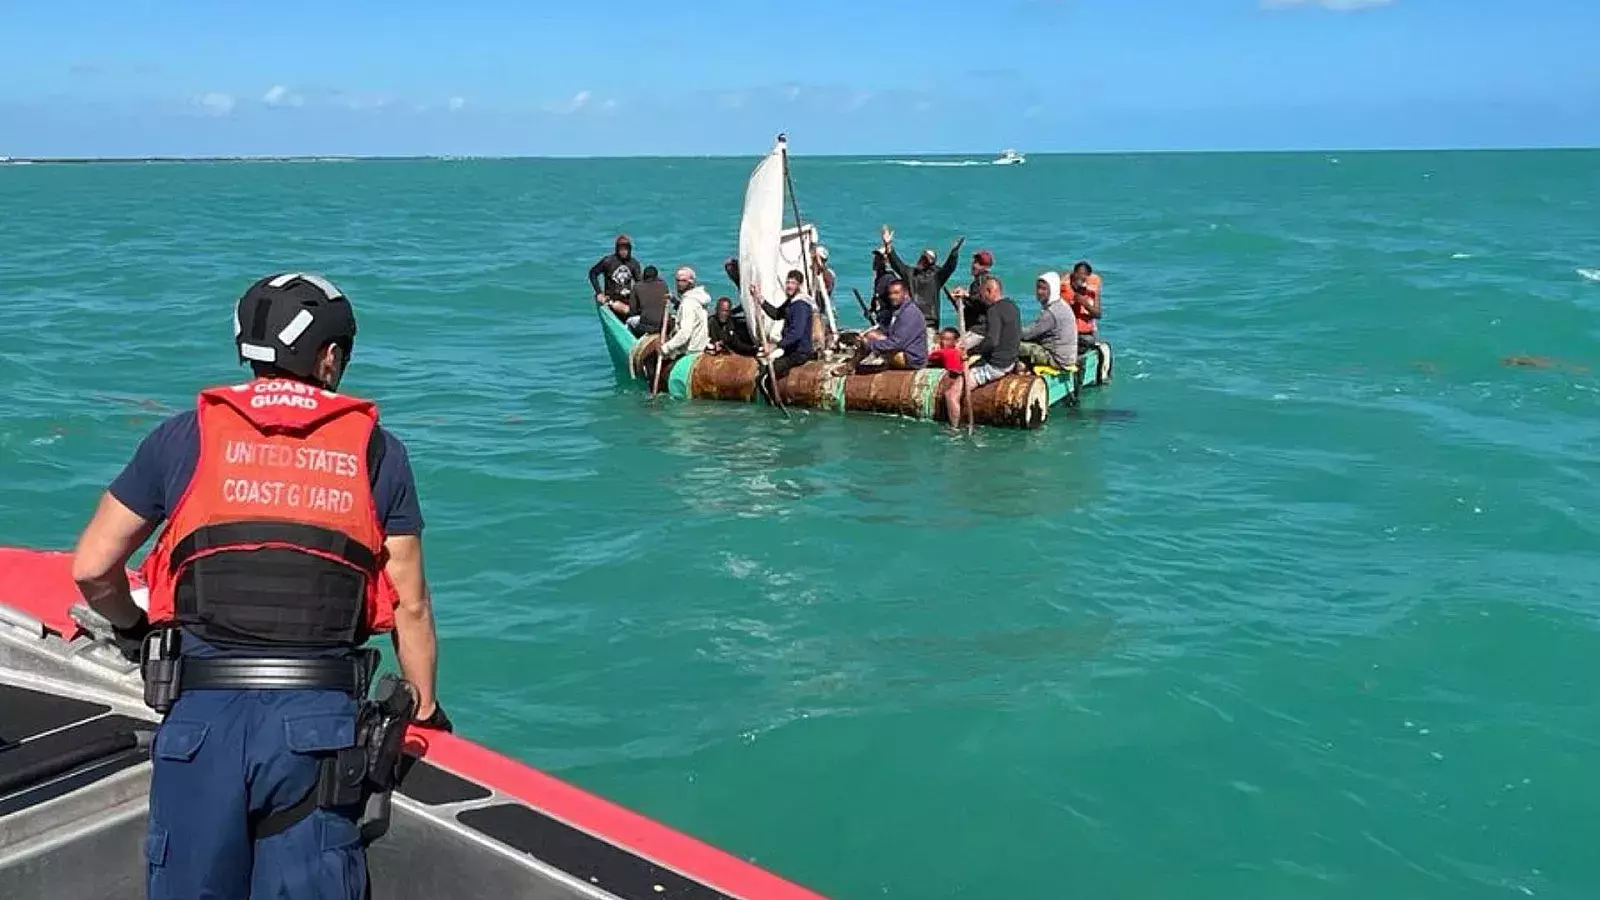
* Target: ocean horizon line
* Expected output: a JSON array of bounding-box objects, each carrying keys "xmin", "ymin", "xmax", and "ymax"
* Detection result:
[{"xmin": 3, "ymin": 144, "xmax": 1597, "ymax": 166}]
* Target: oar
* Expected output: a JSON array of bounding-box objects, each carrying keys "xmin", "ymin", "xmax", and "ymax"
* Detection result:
[
  {"xmin": 750, "ymin": 291, "xmax": 792, "ymax": 420},
  {"xmin": 850, "ymin": 288, "xmax": 873, "ymax": 326},
  {"xmin": 758, "ymin": 355, "xmax": 792, "ymax": 420},
  {"xmin": 650, "ymin": 302, "xmax": 673, "ymax": 400},
  {"xmin": 942, "ymin": 287, "xmax": 976, "ymax": 435}
]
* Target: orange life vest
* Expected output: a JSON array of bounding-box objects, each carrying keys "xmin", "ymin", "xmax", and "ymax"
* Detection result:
[
  {"xmin": 1062, "ymin": 273, "xmax": 1102, "ymax": 335},
  {"xmin": 141, "ymin": 378, "xmax": 397, "ymax": 649}
]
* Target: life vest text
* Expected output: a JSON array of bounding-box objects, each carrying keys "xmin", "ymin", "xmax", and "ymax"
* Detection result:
[
  {"xmin": 221, "ymin": 479, "xmax": 356, "ymax": 514},
  {"xmin": 249, "ymin": 379, "xmax": 324, "ymax": 411},
  {"xmin": 223, "ymin": 441, "xmax": 361, "ymax": 478}
]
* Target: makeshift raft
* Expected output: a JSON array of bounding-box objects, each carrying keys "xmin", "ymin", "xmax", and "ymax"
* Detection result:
[
  {"xmin": 595, "ymin": 134, "xmax": 1105, "ymax": 430},
  {"xmin": 599, "ymin": 305, "xmax": 1104, "ymax": 430}
]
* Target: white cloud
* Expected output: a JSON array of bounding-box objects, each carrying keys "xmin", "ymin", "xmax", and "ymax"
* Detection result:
[
  {"xmin": 192, "ymin": 92, "xmax": 235, "ymax": 116},
  {"xmin": 448, "ymin": 96, "xmax": 466, "ymax": 111},
  {"xmin": 1261, "ymin": 0, "xmax": 1392, "ymax": 9},
  {"xmin": 262, "ymin": 85, "xmax": 304, "ymax": 108},
  {"xmin": 599, "ymin": 98, "xmax": 618, "ymax": 113},
  {"xmin": 543, "ymin": 90, "xmax": 592, "ymax": 114}
]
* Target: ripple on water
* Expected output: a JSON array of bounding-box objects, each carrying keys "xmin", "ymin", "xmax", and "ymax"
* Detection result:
[{"xmin": 5, "ymin": 152, "xmax": 1600, "ymax": 898}]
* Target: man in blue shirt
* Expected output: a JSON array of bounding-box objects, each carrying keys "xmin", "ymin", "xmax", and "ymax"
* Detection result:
[
  {"xmin": 71, "ymin": 272, "xmax": 447, "ymax": 900},
  {"xmin": 836, "ymin": 279, "xmax": 929, "ymax": 374},
  {"xmin": 754, "ymin": 269, "xmax": 817, "ymax": 380}
]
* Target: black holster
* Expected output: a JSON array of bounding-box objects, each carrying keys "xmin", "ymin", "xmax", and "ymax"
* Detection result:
[
  {"xmin": 246, "ymin": 668, "xmax": 418, "ymax": 845},
  {"xmin": 140, "ymin": 628, "xmax": 183, "ymax": 714},
  {"xmin": 353, "ymin": 674, "xmax": 418, "ymax": 844}
]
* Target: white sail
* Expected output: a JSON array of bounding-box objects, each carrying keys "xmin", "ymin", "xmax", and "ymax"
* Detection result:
[
  {"xmin": 738, "ymin": 140, "xmax": 787, "ymax": 347},
  {"xmin": 778, "ymin": 223, "xmax": 839, "ymax": 347},
  {"xmin": 777, "ymin": 224, "xmax": 815, "ymax": 281}
]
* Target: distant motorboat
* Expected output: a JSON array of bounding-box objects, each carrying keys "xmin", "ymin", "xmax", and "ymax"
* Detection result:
[{"xmin": 993, "ymin": 149, "xmax": 1025, "ymax": 166}]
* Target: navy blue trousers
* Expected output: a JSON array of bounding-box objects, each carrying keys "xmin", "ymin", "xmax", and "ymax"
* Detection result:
[{"xmin": 146, "ymin": 687, "xmax": 366, "ymax": 900}]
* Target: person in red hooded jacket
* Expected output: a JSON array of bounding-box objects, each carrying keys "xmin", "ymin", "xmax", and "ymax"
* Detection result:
[{"xmin": 71, "ymin": 272, "xmax": 448, "ymax": 900}]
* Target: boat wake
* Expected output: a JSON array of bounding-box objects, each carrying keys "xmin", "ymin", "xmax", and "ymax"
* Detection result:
[
  {"xmin": 860, "ymin": 159, "xmax": 991, "ymax": 168},
  {"xmin": 1577, "ymin": 268, "xmax": 1600, "ymax": 283}
]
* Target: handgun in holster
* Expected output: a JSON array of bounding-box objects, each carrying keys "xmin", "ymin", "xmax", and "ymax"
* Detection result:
[
  {"xmin": 140, "ymin": 628, "xmax": 183, "ymax": 714},
  {"xmin": 352, "ymin": 673, "xmax": 418, "ymax": 845}
]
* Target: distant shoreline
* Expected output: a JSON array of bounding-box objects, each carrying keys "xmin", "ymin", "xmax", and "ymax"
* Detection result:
[
  {"xmin": 2, "ymin": 146, "xmax": 1595, "ymax": 165},
  {"xmin": 0, "ymin": 155, "xmax": 425, "ymax": 165}
]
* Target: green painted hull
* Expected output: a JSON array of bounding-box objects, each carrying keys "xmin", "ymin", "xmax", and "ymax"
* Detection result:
[
  {"xmin": 666, "ymin": 353, "xmax": 697, "ymax": 399},
  {"xmin": 598, "ymin": 304, "xmax": 638, "ymax": 379},
  {"xmin": 1041, "ymin": 347, "xmax": 1104, "ymax": 407}
]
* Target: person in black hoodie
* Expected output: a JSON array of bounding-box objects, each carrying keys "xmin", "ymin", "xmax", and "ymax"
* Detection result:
[
  {"xmin": 591, "ymin": 234, "xmax": 644, "ymax": 318},
  {"xmin": 626, "ymin": 266, "xmax": 671, "ymax": 336},
  {"xmin": 881, "ymin": 225, "xmax": 963, "ymax": 332},
  {"xmin": 867, "ymin": 249, "xmax": 897, "ymax": 328}
]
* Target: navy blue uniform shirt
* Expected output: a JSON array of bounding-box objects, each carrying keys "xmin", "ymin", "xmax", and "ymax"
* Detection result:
[{"xmin": 109, "ymin": 409, "xmax": 423, "ymax": 535}]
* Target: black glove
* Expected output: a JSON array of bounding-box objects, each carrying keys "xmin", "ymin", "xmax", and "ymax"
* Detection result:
[
  {"xmin": 414, "ymin": 704, "xmax": 454, "ymax": 733},
  {"xmin": 111, "ymin": 611, "xmax": 154, "ymax": 663}
]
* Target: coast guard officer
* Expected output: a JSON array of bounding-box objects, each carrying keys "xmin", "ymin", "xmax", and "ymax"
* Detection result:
[{"xmin": 71, "ymin": 272, "xmax": 451, "ymax": 899}]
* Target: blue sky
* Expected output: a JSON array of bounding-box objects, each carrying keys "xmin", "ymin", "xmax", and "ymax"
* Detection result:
[{"xmin": 1, "ymin": 0, "xmax": 1594, "ymax": 157}]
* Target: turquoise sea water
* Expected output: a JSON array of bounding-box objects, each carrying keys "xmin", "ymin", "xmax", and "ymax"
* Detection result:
[{"xmin": 3, "ymin": 150, "xmax": 1600, "ymax": 898}]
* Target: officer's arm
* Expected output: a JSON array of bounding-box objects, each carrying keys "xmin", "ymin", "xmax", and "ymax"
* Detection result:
[
  {"xmin": 384, "ymin": 534, "xmax": 439, "ymax": 719},
  {"xmin": 72, "ymin": 492, "xmax": 156, "ymax": 630}
]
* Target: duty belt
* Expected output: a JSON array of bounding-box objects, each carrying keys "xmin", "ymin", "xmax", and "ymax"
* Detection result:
[{"xmin": 177, "ymin": 652, "xmax": 375, "ymax": 696}]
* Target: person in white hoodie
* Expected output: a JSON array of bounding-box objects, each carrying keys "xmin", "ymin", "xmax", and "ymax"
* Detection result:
[
  {"xmin": 661, "ymin": 266, "xmax": 711, "ymax": 361},
  {"xmin": 1017, "ymin": 271, "xmax": 1078, "ymax": 371}
]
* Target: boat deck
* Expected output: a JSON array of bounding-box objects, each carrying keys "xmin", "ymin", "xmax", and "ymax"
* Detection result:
[{"xmin": 0, "ymin": 551, "xmax": 822, "ymax": 900}]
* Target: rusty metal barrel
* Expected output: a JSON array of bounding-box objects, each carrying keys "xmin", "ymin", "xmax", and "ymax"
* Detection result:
[
  {"xmin": 687, "ymin": 357, "xmax": 843, "ymax": 410},
  {"xmin": 678, "ymin": 355, "xmax": 1049, "ymax": 428},
  {"xmin": 935, "ymin": 373, "xmax": 1051, "ymax": 429},
  {"xmin": 771, "ymin": 362, "xmax": 844, "ymax": 411},
  {"xmin": 628, "ymin": 334, "xmax": 672, "ymax": 394},
  {"xmin": 841, "ymin": 369, "xmax": 942, "ymax": 420},
  {"xmin": 687, "ymin": 354, "xmax": 761, "ymax": 403}
]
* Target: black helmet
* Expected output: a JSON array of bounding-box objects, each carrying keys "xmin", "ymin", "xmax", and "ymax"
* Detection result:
[{"xmin": 233, "ymin": 272, "xmax": 357, "ymax": 381}]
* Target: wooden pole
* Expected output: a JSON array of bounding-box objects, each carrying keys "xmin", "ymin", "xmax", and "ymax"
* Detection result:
[
  {"xmin": 650, "ymin": 301, "xmax": 673, "ymax": 399},
  {"xmin": 748, "ymin": 288, "xmax": 791, "ymax": 420},
  {"xmin": 850, "ymin": 288, "xmax": 873, "ymax": 325},
  {"xmin": 779, "ymin": 144, "xmax": 838, "ymax": 353}
]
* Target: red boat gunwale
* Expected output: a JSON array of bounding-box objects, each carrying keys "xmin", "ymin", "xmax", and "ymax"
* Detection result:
[
  {"xmin": 0, "ymin": 546, "xmax": 824, "ymax": 900},
  {"xmin": 411, "ymin": 730, "xmax": 823, "ymax": 900}
]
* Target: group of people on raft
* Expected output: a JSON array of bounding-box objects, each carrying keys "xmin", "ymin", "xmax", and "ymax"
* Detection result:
[{"xmin": 590, "ymin": 229, "xmax": 1113, "ymax": 423}]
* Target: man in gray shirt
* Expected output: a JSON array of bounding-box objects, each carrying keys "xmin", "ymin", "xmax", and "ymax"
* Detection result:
[
  {"xmin": 1018, "ymin": 271, "xmax": 1079, "ymax": 370},
  {"xmin": 968, "ymin": 274, "xmax": 1021, "ymax": 385}
]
